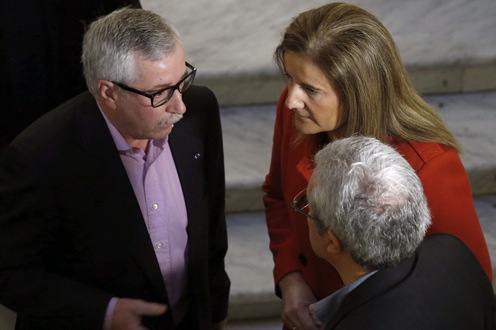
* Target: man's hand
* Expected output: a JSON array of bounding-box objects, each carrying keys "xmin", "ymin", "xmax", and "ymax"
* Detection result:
[
  {"xmin": 212, "ymin": 317, "xmax": 227, "ymax": 330},
  {"xmin": 279, "ymin": 272, "xmax": 319, "ymax": 330},
  {"xmin": 111, "ymin": 298, "xmax": 168, "ymax": 330}
]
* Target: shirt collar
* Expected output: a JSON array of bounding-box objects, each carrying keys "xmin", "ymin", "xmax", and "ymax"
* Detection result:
[
  {"xmin": 96, "ymin": 100, "xmax": 168, "ymax": 153},
  {"xmin": 314, "ymin": 270, "xmax": 378, "ymax": 325}
]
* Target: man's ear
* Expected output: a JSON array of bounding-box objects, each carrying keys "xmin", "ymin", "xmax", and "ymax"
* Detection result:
[
  {"xmin": 97, "ymin": 80, "xmax": 118, "ymax": 110},
  {"xmin": 325, "ymin": 229, "xmax": 343, "ymax": 254}
]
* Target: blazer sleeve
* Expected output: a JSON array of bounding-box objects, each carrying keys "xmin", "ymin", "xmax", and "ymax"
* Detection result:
[
  {"xmin": 202, "ymin": 88, "xmax": 231, "ymax": 322},
  {"xmin": 0, "ymin": 142, "xmax": 113, "ymax": 329},
  {"xmin": 416, "ymin": 146, "xmax": 493, "ymax": 281},
  {"xmin": 262, "ymin": 89, "xmax": 302, "ymax": 295}
]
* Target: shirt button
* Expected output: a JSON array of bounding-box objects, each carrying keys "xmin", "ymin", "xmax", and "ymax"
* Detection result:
[
  {"xmin": 156, "ymin": 242, "xmax": 163, "ymax": 249},
  {"xmin": 152, "ymin": 203, "xmax": 158, "ymax": 210}
]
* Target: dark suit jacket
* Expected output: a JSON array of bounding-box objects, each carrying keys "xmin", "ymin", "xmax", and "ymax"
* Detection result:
[
  {"xmin": 325, "ymin": 234, "xmax": 495, "ymax": 330},
  {"xmin": 0, "ymin": 86, "xmax": 230, "ymax": 330}
]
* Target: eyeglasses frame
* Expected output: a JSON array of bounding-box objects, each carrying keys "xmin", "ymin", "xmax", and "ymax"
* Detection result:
[
  {"xmin": 112, "ymin": 62, "xmax": 197, "ymax": 108},
  {"xmin": 291, "ymin": 189, "xmax": 326, "ymax": 227}
]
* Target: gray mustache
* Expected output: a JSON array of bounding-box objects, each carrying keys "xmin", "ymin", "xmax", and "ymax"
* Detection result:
[{"xmin": 158, "ymin": 114, "xmax": 183, "ymax": 125}]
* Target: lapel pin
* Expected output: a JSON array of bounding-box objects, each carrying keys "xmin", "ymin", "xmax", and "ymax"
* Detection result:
[{"xmin": 195, "ymin": 153, "xmax": 201, "ymax": 159}]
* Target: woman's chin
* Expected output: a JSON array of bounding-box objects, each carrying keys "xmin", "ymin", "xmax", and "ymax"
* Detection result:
[
  {"xmin": 295, "ymin": 121, "xmax": 311, "ymax": 135},
  {"xmin": 295, "ymin": 123, "xmax": 321, "ymax": 136}
]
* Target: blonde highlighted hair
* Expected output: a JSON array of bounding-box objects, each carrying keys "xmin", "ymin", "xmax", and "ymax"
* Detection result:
[{"xmin": 275, "ymin": 2, "xmax": 460, "ymax": 152}]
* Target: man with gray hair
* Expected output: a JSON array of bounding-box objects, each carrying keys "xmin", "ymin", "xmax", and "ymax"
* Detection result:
[
  {"xmin": 0, "ymin": 7, "xmax": 229, "ymax": 330},
  {"xmin": 291, "ymin": 136, "xmax": 495, "ymax": 329}
]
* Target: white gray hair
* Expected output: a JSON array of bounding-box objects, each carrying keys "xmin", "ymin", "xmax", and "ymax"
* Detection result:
[
  {"xmin": 82, "ymin": 7, "xmax": 180, "ymax": 96},
  {"xmin": 307, "ymin": 136, "xmax": 431, "ymax": 270}
]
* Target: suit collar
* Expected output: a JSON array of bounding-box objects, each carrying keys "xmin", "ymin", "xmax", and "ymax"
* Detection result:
[
  {"xmin": 168, "ymin": 115, "xmax": 204, "ymax": 230},
  {"xmin": 326, "ymin": 253, "xmax": 418, "ymax": 329}
]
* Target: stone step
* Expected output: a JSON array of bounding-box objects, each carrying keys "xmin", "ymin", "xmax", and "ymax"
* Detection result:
[
  {"xmin": 225, "ymin": 194, "xmax": 496, "ymax": 322},
  {"xmin": 222, "ymin": 91, "xmax": 496, "ymax": 213},
  {"xmin": 141, "ymin": 0, "xmax": 496, "ymax": 105},
  {"xmin": 224, "ymin": 212, "xmax": 280, "ymax": 321}
]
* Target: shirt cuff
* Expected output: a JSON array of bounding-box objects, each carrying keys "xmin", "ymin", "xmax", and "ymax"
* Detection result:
[{"xmin": 103, "ymin": 297, "xmax": 119, "ymax": 330}]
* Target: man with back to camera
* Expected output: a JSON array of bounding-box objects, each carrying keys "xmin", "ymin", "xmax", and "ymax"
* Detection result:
[
  {"xmin": 0, "ymin": 8, "xmax": 230, "ymax": 330},
  {"xmin": 291, "ymin": 136, "xmax": 495, "ymax": 330}
]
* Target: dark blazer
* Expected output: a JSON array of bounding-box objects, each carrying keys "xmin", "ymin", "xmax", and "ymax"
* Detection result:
[
  {"xmin": 0, "ymin": 86, "xmax": 230, "ymax": 330},
  {"xmin": 325, "ymin": 234, "xmax": 495, "ymax": 330}
]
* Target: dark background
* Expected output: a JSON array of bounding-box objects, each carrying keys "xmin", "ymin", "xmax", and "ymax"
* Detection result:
[{"xmin": 0, "ymin": 0, "xmax": 141, "ymax": 147}]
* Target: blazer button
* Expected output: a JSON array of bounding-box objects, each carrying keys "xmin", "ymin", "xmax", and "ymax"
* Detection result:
[{"xmin": 298, "ymin": 253, "xmax": 307, "ymax": 266}]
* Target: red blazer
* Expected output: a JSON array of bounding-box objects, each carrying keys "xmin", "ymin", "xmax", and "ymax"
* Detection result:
[{"xmin": 263, "ymin": 88, "xmax": 492, "ymax": 302}]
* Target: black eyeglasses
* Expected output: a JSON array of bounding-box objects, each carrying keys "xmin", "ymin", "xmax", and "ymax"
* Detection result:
[
  {"xmin": 291, "ymin": 189, "xmax": 325, "ymax": 226},
  {"xmin": 112, "ymin": 62, "xmax": 197, "ymax": 108}
]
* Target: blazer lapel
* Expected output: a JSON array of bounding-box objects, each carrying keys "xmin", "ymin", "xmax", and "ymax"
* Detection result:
[
  {"xmin": 325, "ymin": 254, "xmax": 417, "ymax": 329},
  {"xmin": 168, "ymin": 114, "xmax": 205, "ymax": 235},
  {"xmin": 168, "ymin": 110, "xmax": 208, "ymax": 311}
]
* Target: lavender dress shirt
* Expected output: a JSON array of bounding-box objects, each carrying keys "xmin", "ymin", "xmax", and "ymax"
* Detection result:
[{"xmin": 98, "ymin": 106, "xmax": 189, "ymax": 328}]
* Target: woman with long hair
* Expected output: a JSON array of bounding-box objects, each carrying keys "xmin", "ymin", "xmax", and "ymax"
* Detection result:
[{"xmin": 262, "ymin": 3, "xmax": 492, "ymax": 330}]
